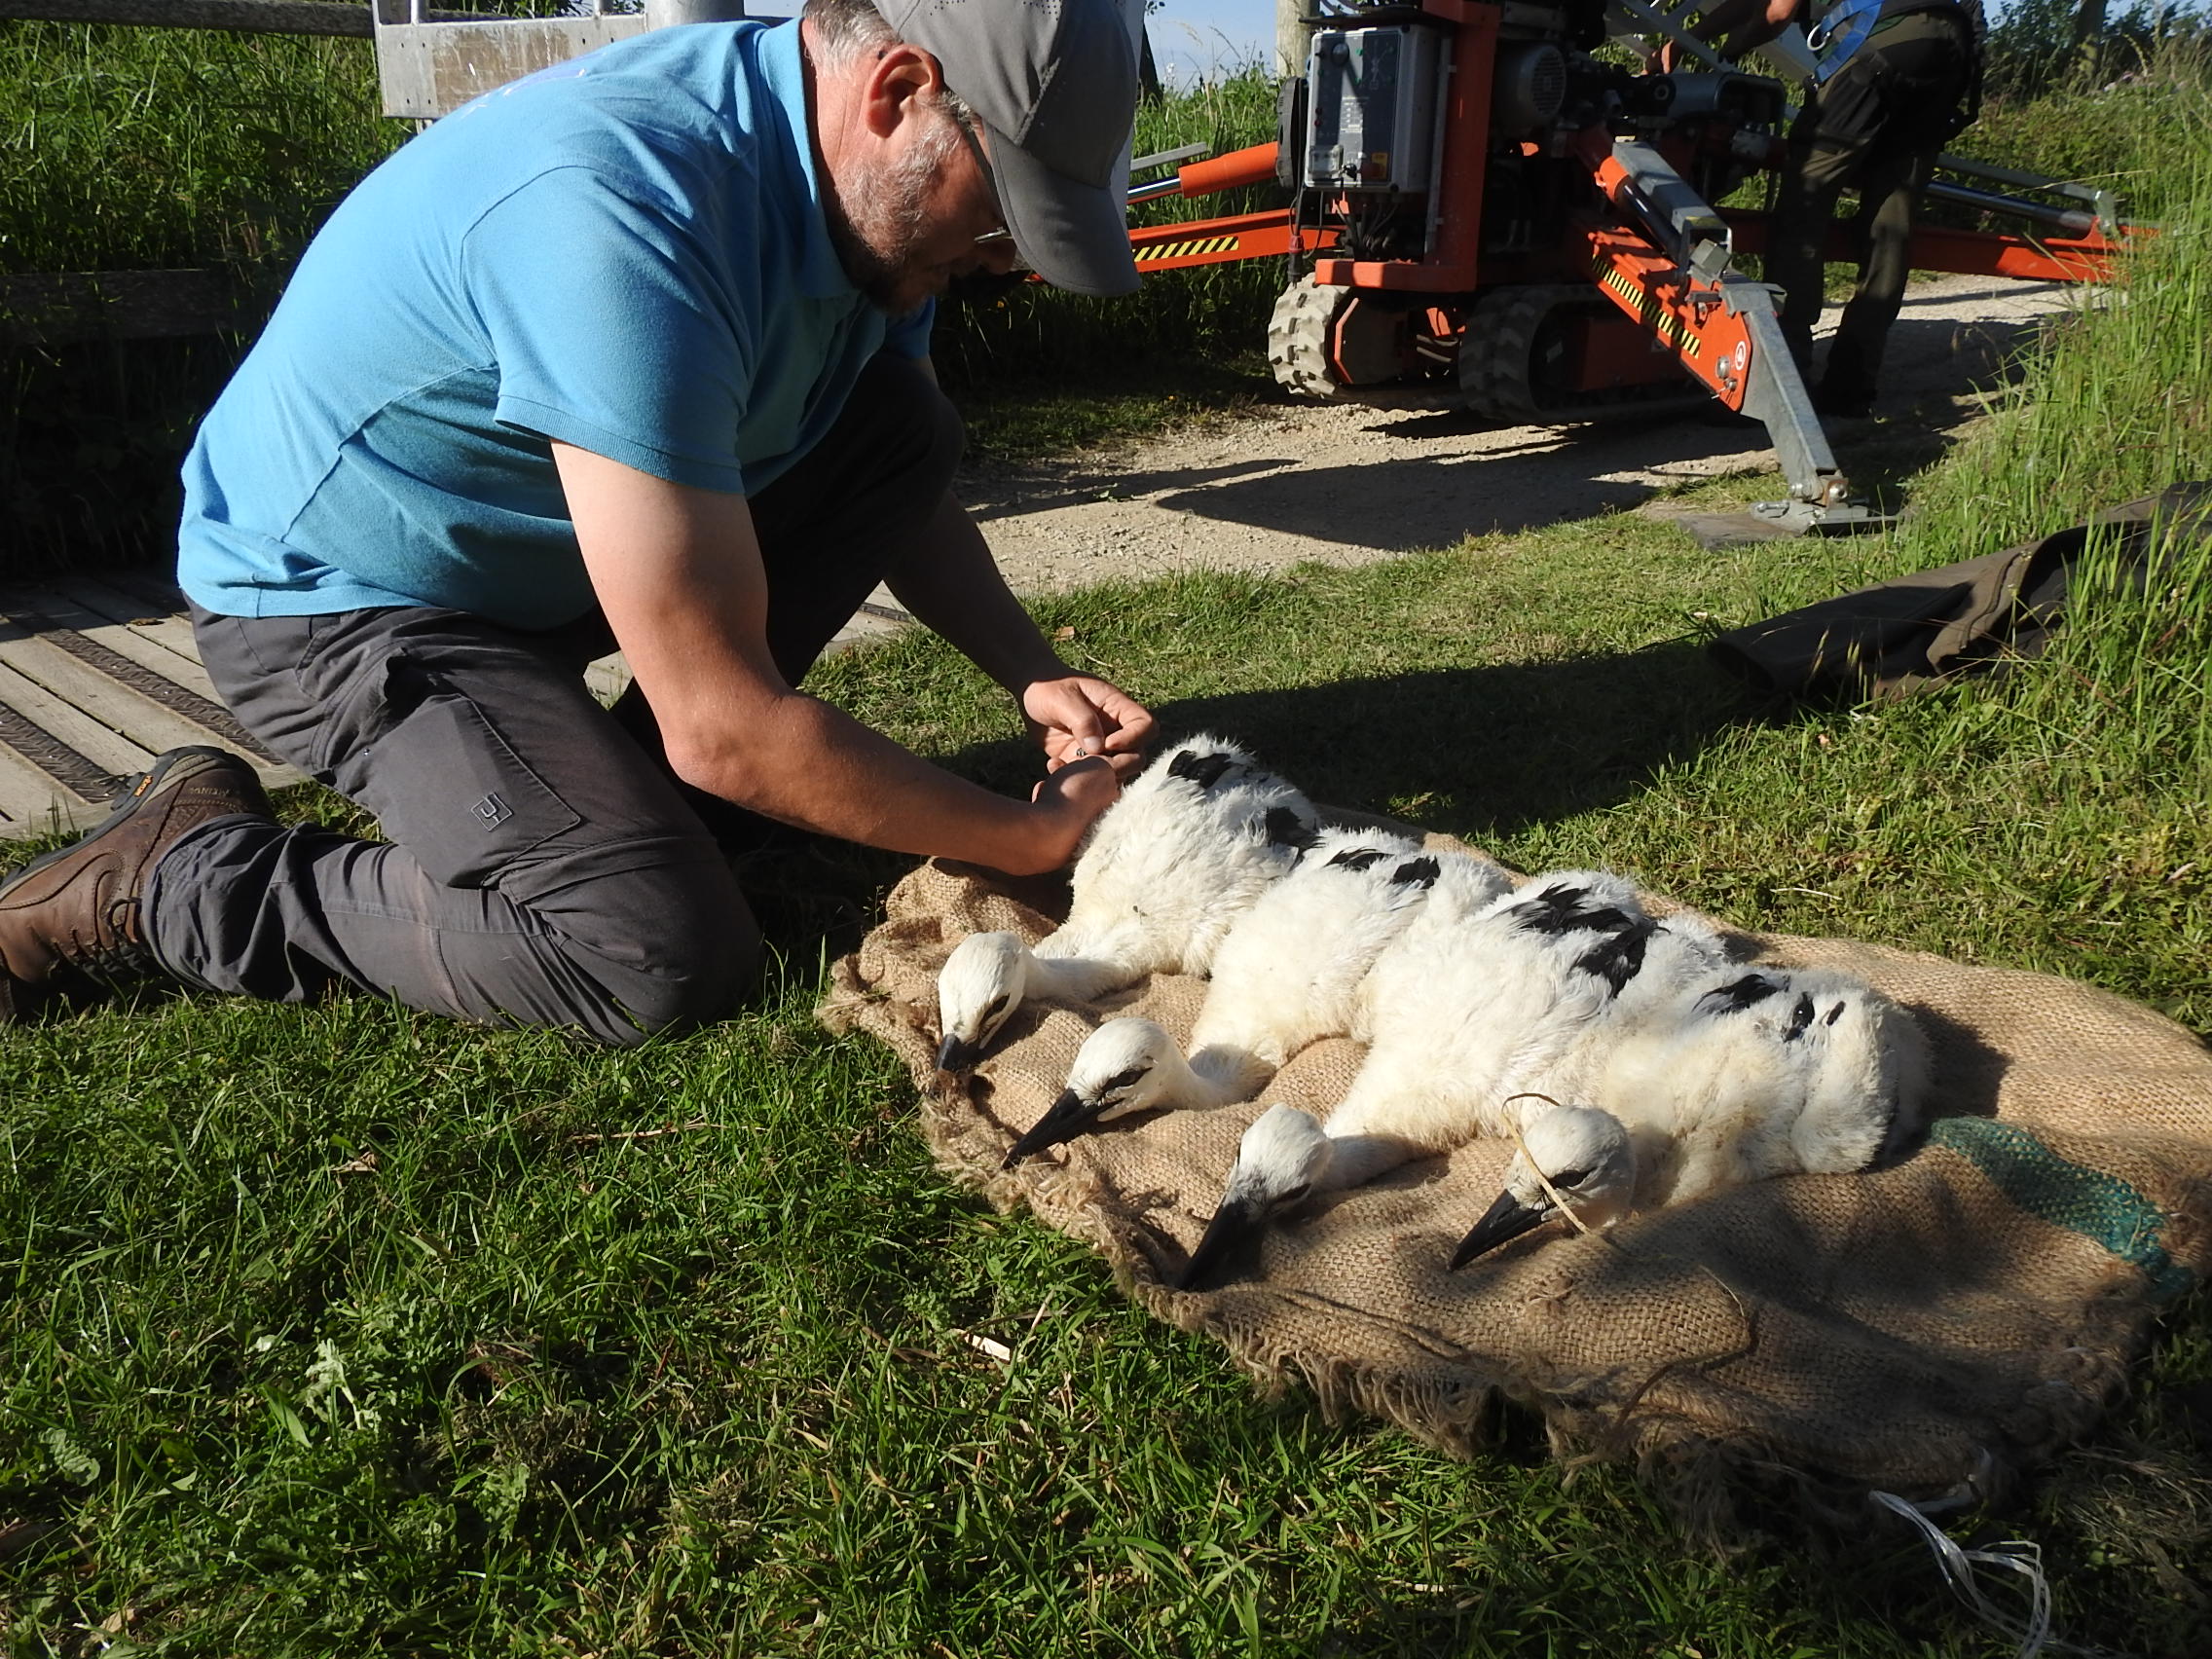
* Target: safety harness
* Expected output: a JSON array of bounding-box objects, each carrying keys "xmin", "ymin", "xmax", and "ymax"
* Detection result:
[
  {"xmin": 1805, "ymin": 0, "xmax": 1888, "ymax": 81},
  {"xmin": 1808, "ymin": 0, "xmax": 1985, "ymax": 85}
]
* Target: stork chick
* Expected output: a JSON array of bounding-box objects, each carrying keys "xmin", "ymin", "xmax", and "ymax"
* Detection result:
[
  {"xmin": 1448, "ymin": 1104, "xmax": 1636, "ymax": 1266},
  {"xmin": 1176, "ymin": 1102, "xmax": 1344, "ymax": 1290},
  {"xmin": 1448, "ymin": 963, "xmax": 1931, "ymax": 1267},
  {"xmin": 1177, "ymin": 867, "xmax": 1662, "ymax": 1288},
  {"xmin": 935, "ymin": 735, "xmax": 1315, "ymax": 1071},
  {"xmin": 1003, "ymin": 828, "xmax": 1454, "ymax": 1164}
]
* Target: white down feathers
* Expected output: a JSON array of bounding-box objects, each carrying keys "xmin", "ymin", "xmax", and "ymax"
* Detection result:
[
  {"xmin": 1001, "ymin": 826, "xmax": 1449, "ymax": 1165},
  {"xmin": 923, "ymin": 732, "xmax": 1933, "ymax": 1289},
  {"xmin": 934, "ymin": 735, "xmax": 1315, "ymax": 1068}
]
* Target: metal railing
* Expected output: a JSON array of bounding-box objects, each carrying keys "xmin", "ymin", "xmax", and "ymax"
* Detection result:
[{"xmin": 0, "ymin": 1, "xmax": 478, "ymax": 36}]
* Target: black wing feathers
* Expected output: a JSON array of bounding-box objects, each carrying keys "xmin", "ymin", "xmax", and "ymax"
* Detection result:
[
  {"xmin": 1167, "ymin": 748, "xmax": 1236, "ymax": 790},
  {"xmin": 1573, "ymin": 917, "xmax": 1657, "ymax": 996},
  {"xmin": 1698, "ymin": 972, "xmax": 1785, "ymax": 1014},
  {"xmin": 1265, "ymin": 806, "xmax": 1318, "ymax": 853}
]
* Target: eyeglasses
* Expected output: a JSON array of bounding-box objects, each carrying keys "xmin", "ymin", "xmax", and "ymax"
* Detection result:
[{"xmin": 947, "ymin": 106, "xmax": 1012, "ymax": 247}]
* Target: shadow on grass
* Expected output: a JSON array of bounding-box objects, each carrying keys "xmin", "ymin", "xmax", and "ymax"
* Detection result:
[
  {"xmin": 966, "ymin": 417, "xmax": 1776, "ymax": 552},
  {"xmin": 937, "ymin": 638, "xmax": 1755, "ymax": 847}
]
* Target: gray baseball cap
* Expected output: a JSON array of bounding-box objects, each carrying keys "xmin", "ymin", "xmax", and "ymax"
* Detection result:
[{"xmin": 875, "ymin": 0, "xmax": 1141, "ymax": 296}]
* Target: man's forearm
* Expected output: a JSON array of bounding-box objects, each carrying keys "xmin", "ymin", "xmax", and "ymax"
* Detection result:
[
  {"xmin": 1692, "ymin": 0, "xmax": 1796, "ymax": 57},
  {"xmin": 555, "ymin": 439, "xmax": 1113, "ymax": 874},
  {"xmin": 672, "ymin": 683, "xmax": 1093, "ymax": 873},
  {"xmin": 884, "ymin": 490, "xmax": 1069, "ymax": 695}
]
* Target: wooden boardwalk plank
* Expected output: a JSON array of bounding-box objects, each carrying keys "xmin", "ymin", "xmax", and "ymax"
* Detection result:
[
  {"xmin": 3, "ymin": 583, "xmax": 223, "ymax": 701},
  {"xmin": 0, "ymin": 625, "xmax": 250, "ymax": 762},
  {"xmin": 0, "ymin": 741, "xmax": 101, "ymax": 833},
  {"xmin": 51, "ymin": 579, "xmax": 213, "ymax": 682},
  {"xmin": 0, "ymin": 576, "xmax": 311, "ymax": 843},
  {"xmin": 0, "ymin": 657, "xmax": 158, "ymax": 780}
]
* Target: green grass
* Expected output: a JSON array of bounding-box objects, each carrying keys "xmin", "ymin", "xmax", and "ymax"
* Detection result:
[
  {"xmin": 4, "ymin": 28, "xmax": 2212, "ymax": 1659},
  {"xmin": 8, "ymin": 261, "xmax": 2212, "ymax": 1659},
  {"xmin": 0, "ymin": 21, "xmax": 402, "ymax": 574},
  {"xmin": 0, "ymin": 21, "xmax": 396, "ymax": 276}
]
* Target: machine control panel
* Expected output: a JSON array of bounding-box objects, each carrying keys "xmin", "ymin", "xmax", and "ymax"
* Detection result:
[{"xmin": 1304, "ymin": 25, "xmax": 1447, "ymax": 195}]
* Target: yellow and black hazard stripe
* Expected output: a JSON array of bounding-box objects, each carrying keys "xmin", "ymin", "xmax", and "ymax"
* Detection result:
[
  {"xmin": 1597, "ymin": 264, "xmax": 1703, "ymax": 359},
  {"xmin": 1133, "ymin": 234, "xmax": 1243, "ymax": 263}
]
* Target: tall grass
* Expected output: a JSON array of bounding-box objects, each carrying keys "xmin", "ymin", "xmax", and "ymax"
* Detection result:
[
  {"xmin": 1913, "ymin": 65, "xmax": 2212, "ymax": 543},
  {"xmin": 0, "ymin": 21, "xmax": 396, "ymax": 276},
  {"xmin": 1, "ymin": 21, "xmax": 400, "ymax": 572},
  {"xmin": 1981, "ymin": 0, "xmax": 2212, "ymax": 102},
  {"xmin": 931, "ymin": 68, "xmax": 1283, "ymax": 401},
  {"xmin": 1956, "ymin": 37, "xmax": 2212, "ymax": 203}
]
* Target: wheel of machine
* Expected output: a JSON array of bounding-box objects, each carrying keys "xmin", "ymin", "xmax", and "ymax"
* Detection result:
[
  {"xmin": 1267, "ymin": 275, "xmax": 1355, "ymax": 401},
  {"xmin": 1457, "ymin": 285, "xmax": 1551, "ymax": 422},
  {"xmin": 1458, "ymin": 282, "xmax": 1714, "ymax": 424}
]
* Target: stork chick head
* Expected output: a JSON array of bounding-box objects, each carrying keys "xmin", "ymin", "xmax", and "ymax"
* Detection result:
[
  {"xmin": 1003, "ymin": 1017, "xmax": 1181, "ymax": 1168},
  {"xmin": 1450, "ymin": 1104, "xmax": 1636, "ymax": 1268},
  {"xmin": 936, "ymin": 931, "xmax": 1029, "ymax": 1072},
  {"xmin": 1175, "ymin": 1103, "xmax": 1332, "ymax": 1290},
  {"xmin": 1763, "ymin": 969, "xmax": 1933, "ymax": 1171}
]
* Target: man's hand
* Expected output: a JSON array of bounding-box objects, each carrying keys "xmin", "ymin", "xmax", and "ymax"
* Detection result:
[
  {"xmin": 1026, "ymin": 754, "xmax": 1123, "ymax": 863},
  {"xmin": 1022, "ymin": 674, "xmax": 1156, "ymax": 780}
]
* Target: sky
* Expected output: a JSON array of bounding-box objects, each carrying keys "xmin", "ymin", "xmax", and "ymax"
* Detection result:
[{"xmin": 1147, "ymin": 0, "xmax": 1276, "ymax": 81}]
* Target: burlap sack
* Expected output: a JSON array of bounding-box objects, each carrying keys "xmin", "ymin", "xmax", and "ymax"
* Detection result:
[{"xmin": 820, "ymin": 831, "xmax": 2211, "ymax": 1522}]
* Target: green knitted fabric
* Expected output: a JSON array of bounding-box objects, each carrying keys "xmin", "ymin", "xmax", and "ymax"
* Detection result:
[{"xmin": 1931, "ymin": 1117, "xmax": 2194, "ymax": 1302}]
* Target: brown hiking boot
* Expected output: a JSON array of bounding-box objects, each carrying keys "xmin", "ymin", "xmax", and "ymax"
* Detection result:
[{"xmin": 0, "ymin": 746, "xmax": 274, "ymax": 1018}]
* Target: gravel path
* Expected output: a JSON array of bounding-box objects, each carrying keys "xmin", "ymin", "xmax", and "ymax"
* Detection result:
[{"xmin": 952, "ymin": 273, "xmax": 2085, "ymax": 595}]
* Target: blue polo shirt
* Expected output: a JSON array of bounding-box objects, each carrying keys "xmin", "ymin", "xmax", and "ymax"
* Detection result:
[{"xmin": 176, "ymin": 18, "xmax": 933, "ymax": 630}]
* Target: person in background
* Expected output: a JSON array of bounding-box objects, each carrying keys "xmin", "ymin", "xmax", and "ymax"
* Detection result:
[
  {"xmin": 0, "ymin": 0, "xmax": 1156, "ymax": 1043},
  {"xmin": 1689, "ymin": 0, "xmax": 1984, "ymax": 416}
]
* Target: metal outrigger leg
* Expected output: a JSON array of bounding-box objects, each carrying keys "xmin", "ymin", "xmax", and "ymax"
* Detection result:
[{"xmin": 1593, "ymin": 135, "xmax": 1881, "ymax": 535}]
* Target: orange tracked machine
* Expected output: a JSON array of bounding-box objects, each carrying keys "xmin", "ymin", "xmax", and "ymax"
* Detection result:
[{"xmin": 1123, "ymin": 0, "xmax": 2136, "ymax": 531}]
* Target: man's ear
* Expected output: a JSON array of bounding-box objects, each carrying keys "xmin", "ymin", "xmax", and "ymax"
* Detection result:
[{"xmin": 858, "ymin": 42, "xmax": 941, "ymax": 139}]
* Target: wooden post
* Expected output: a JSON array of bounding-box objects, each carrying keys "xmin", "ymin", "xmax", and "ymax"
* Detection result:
[
  {"xmin": 1275, "ymin": 0, "xmax": 1305, "ymax": 78},
  {"xmin": 643, "ymin": 0, "xmax": 747, "ymax": 22}
]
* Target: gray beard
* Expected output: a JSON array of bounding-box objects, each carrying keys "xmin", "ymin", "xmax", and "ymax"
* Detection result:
[{"xmin": 821, "ymin": 118, "xmax": 958, "ymax": 313}]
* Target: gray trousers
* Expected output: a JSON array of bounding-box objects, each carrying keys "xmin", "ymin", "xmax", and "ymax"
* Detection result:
[
  {"xmin": 147, "ymin": 356, "xmax": 964, "ymax": 1045},
  {"xmin": 1767, "ymin": 8, "xmax": 1974, "ymax": 399}
]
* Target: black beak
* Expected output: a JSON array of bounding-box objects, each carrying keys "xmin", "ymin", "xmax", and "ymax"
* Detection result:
[
  {"xmin": 1002, "ymin": 1088, "xmax": 1107, "ymax": 1168},
  {"xmin": 937, "ymin": 1032, "xmax": 982, "ymax": 1073},
  {"xmin": 1175, "ymin": 1196, "xmax": 1264, "ymax": 1292},
  {"xmin": 1449, "ymin": 1189, "xmax": 1552, "ymax": 1270}
]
